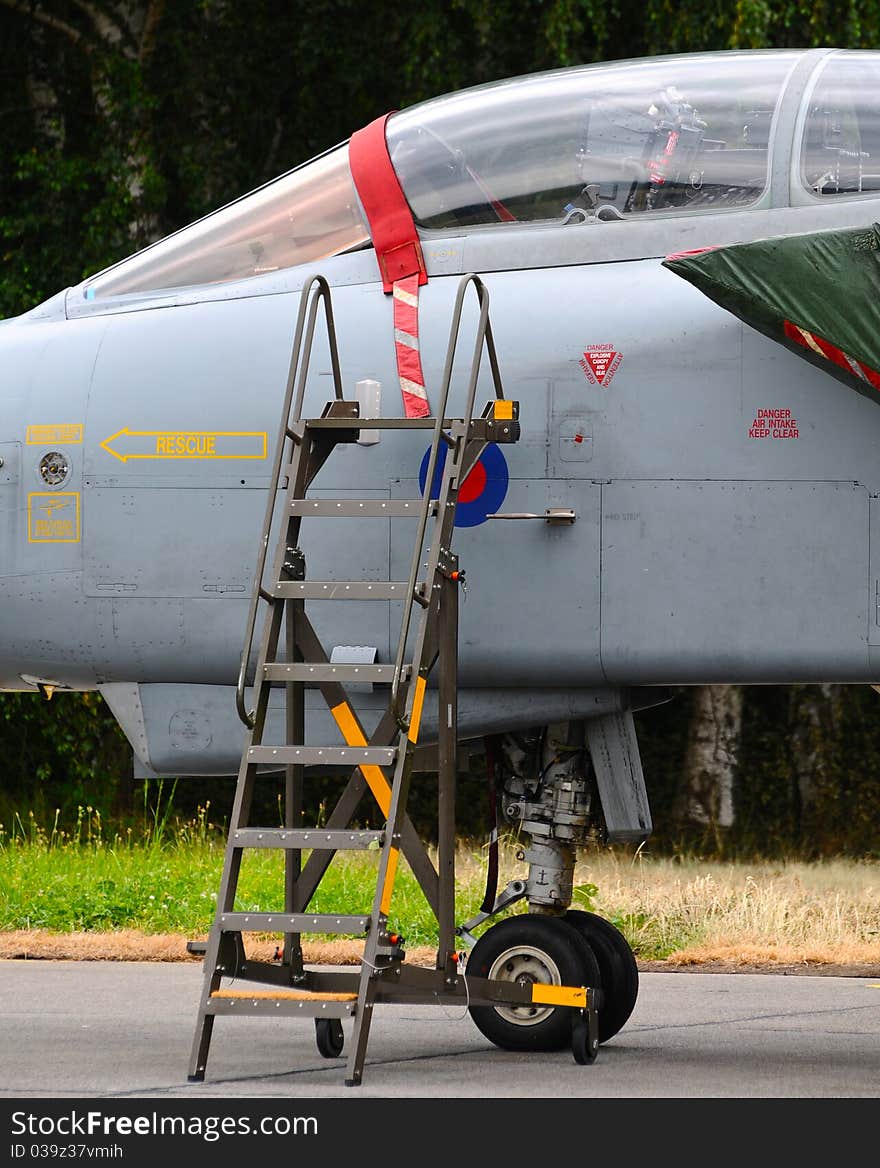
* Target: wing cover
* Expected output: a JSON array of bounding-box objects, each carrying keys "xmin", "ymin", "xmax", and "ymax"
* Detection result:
[{"xmin": 662, "ymin": 224, "xmax": 880, "ymax": 404}]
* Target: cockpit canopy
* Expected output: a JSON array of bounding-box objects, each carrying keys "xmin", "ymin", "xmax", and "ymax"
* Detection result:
[
  {"xmin": 84, "ymin": 145, "xmax": 370, "ymax": 301},
  {"xmin": 387, "ymin": 51, "xmax": 798, "ymax": 228},
  {"xmin": 81, "ymin": 49, "xmax": 879, "ymax": 303}
]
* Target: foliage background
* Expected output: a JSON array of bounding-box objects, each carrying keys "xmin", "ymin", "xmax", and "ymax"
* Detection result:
[{"xmin": 1, "ymin": 1, "xmax": 880, "ymax": 856}]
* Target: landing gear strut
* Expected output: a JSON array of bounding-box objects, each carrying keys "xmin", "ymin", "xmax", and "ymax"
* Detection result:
[{"xmin": 460, "ymin": 718, "xmax": 645, "ymax": 1050}]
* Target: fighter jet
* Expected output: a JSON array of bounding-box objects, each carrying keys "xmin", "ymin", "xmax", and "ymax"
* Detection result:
[{"xmin": 3, "ymin": 45, "xmax": 880, "ymax": 1062}]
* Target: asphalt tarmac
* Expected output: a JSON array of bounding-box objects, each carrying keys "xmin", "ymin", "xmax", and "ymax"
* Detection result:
[{"xmin": 1, "ymin": 959, "xmax": 878, "ymax": 1100}]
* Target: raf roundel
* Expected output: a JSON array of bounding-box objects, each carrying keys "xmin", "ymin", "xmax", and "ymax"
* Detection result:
[{"xmin": 418, "ymin": 442, "xmax": 509, "ymax": 528}]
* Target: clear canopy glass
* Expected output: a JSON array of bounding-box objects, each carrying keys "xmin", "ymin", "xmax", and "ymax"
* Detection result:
[
  {"xmin": 84, "ymin": 145, "xmax": 369, "ymax": 300},
  {"xmin": 387, "ymin": 52, "xmax": 800, "ymax": 228},
  {"xmin": 799, "ymin": 52, "xmax": 880, "ymax": 196}
]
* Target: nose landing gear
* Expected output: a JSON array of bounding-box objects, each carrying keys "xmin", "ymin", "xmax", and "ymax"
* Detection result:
[
  {"xmin": 459, "ymin": 719, "xmax": 643, "ymax": 1059},
  {"xmin": 465, "ymin": 914, "xmax": 601, "ymax": 1059}
]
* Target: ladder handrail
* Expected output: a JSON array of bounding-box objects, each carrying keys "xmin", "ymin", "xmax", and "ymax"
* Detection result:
[
  {"xmin": 390, "ymin": 272, "xmax": 505, "ymax": 729},
  {"xmin": 237, "ymin": 274, "xmax": 344, "ymax": 728}
]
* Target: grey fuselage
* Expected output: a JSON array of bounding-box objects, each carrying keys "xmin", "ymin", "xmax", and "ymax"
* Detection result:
[{"xmin": 2, "ymin": 60, "xmax": 880, "ymax": 774}]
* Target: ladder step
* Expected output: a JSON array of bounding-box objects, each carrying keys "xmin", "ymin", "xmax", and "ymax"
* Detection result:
[
  {"xmin": 230, "ymin": 828, "xmax": 384, "ymax": 850},
  {"xmin": 273, "ymin": 581, "xmax": 422, "ymax": 600},
  {"xmin": 219, "ymin": 911, "xmax": 370, "ymax": 934},
  {"xmin": 213, "ymin": 989, "xmax": 358, "ymax": 1002},
  {"xmin": 262, "ymin": 662, "xmax": 411, "ymax": 683},
  {"xmin": 289, "ymin": 499, "xmax": 436, "ymax": 518},
  {"xmin": 247, "ymin": 745, "xmax": 397, "ymax": 766},
  {"xmin": 206, "ymin": 992, "xmax": 357, "ymax": 1019}
]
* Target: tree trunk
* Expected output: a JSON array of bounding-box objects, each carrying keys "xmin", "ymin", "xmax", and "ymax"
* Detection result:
[
  {"xmin": 675, "ymin": 684, "xmax": 743, "ymax": 828},
  {"xmin": 788, "ymin": 683, "xmax": 844, "ymax": 818}
]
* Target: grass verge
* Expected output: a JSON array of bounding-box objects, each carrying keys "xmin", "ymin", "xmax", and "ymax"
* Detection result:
[{"xmin": 2, "ymin": 805, "xmax": 880, "ymax": 970}]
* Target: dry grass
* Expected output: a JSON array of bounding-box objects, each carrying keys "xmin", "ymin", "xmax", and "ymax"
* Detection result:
[
  {"xmin": 3, "ymin": 846, "xmax": 879, "ymax": 973},
  {"xmin": 570, "ymin": 848, "xmax": 880, "ymax": 971},
  {"xmin": 0, "ymin": 929, "xmax": 441, "ymax": 965}
]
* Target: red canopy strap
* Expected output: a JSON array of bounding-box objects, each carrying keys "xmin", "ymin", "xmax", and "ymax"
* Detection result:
[{"xmin": 349, "ymin": 114, "xmax": 430, "ymax": 418}]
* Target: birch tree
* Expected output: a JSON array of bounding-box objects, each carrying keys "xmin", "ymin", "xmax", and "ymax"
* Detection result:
[{"xmin": 675, "ymin": 685, "xmax": 744, "ymax": 832}]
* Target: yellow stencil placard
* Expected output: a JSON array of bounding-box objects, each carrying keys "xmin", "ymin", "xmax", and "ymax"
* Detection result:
[
  {"xmin": 26, "ymin": 424, "xmax": 83, "ymax": 445},
  {"xmin": 28, "ymin": 492, "xmax": 80, "ymax": 543}
]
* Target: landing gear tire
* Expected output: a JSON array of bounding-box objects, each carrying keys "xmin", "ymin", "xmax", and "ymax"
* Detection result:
[
  {"xmin": 466, "ymin": 914, "xmax": 601, "ymax": 1052},
  {"xmin": 315, "ymin": 1018, "xmax": 344, "ymax": 1058},
  {"xmin": 564, "ymin": 909, "xmax": 638, "ymax": 1043}
]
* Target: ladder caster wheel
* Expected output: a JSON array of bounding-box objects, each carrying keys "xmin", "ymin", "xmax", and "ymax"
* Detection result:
[
  {"xmin": 315, "ymin": 1018, "xmax": 344, "ymax": 1058},
  {"xmin": 571, "ymin": 1012, "xmax": 599, "ymax": 1065}
]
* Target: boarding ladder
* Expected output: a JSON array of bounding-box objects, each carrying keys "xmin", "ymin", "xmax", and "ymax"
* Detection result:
[{"xmin": 187, "ymin": 272, "xmax": 598, "ymax": 1087}]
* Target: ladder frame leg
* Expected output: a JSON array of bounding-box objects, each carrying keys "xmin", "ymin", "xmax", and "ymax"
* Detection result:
[
  {"xmin": 187, "ymin": 593, "xmax": 285, "ymax": 1080},
  {"xmin": 345, "ymin": 726, "xmax": 421, "ymax": 1086},
  {"xmin": 344, "ymin": 980, "xmax": 379, "ymax": 1087},
  {"xmin": 436, "ymin": 562, "xmax": 459, "ymax": 968},
  {"xmin": 187, "ymin": 759, "xmax": 263, "ymax": 1079},
  {"xmin": 283, "ymin": 601, "xmax": 306, "ymax": 976},
  {"xmin": 344, "ymin": 427, "xmax": 467, "ymax": 1084}
]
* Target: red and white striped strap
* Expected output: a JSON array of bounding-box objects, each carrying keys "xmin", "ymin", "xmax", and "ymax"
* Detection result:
[
  {"xmin": 392, "ymin": 274, "xmax": 429, "ymax": 418},
  {"xmin": 784, "ymin": 320, "xmax": 880, "ymax": 391},
  {"xmin": 349, "ymin": 114, "xmax": 431, "ymax": 418}
]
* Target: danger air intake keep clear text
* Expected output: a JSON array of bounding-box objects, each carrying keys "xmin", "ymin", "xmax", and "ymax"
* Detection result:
[{"xmin": 748, "ymin": 408, "xmax": 799, "ymax": 440}]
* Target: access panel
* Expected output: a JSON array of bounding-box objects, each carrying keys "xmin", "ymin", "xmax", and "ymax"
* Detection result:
[{"xmin": 600, "ymin": 479, "xmax": 869, "ymax": 683}]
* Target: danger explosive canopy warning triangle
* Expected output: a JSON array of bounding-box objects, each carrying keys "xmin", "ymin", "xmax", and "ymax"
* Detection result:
[{"xmin": 662, "ymin": 223, "xmax": 880, "ymax": 404}]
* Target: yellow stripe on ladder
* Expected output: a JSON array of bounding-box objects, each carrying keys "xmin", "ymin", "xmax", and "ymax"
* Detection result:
[
  {"xmin": 408, "ymin": 676, "xmax": 427, "ymax": 744},
  {"xmin": 330, "ymin": 701, "xmax": 391, "ymax": 817},
  {"xmin": 380, "ymin": 846, "xmax": 400, "ymax": 916}
]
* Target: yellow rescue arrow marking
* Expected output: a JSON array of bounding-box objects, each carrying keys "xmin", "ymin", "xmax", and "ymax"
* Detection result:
[{"xmin": 100, "ymin": 428, "xmax": 267, "ymax": 463}]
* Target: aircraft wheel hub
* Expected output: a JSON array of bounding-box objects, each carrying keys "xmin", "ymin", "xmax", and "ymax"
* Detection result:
[{"xmin": 487, "ymin": 944, "xmax": 562, "ymax": 1026}]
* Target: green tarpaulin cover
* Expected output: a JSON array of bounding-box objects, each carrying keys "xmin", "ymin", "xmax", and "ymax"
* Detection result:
[{"xmin": 662, "ymin": 222, "xmax": 880, "ymax": 404}]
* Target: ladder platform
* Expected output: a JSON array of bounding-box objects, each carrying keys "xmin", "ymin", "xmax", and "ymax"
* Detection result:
[
  {"xmin": 247, "ymin": 745, "xmax": 397, "ymax": 766},
  {"xmin": 273, "ymin": 581, "xmax": 422, "ymax": 600},
  {"xmin": 305, "ymin": 416, "xmax": 452, "ymax": 430},
  {"xmin": 218, "ymin": 911, "xmax": 370, "ymax": 934},
  {"xmin": 262, "ymin": 662, "xmax": 410, "ymax": 683},
  {"xmin": 288, "ymin": 499, "xmax": 436, "ymax": 518},
  {"xmin": 231, "ymin": 828, "xmax": 384, "ymax": 850},
  {"xmin": 304, "ymin": 415, "xmax": 516, "ymax": 440}
]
